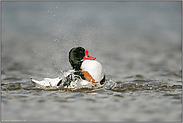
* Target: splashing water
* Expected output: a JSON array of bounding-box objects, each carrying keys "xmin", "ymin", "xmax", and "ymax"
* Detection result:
[{"xmin": 31, "ymin": 70, "xmax": 116, "ymax": 91}]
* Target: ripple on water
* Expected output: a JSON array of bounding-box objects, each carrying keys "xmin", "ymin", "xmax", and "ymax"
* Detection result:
[
  {"xmin": 1, "ymin": 78, "xmax": 182, "ymax": 93},
  {"xmin": 1, "ymin": 76, "xmax": 182, "ymax": 122}
]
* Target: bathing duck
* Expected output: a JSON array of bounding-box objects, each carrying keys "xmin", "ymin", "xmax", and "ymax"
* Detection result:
[
  {"xmin": 31, "ymin": 47, "xmax": 105, "ymax": 88},
  {"xmin": 57, "ymin": 47, "xmax": 105, "ymax": 86}
]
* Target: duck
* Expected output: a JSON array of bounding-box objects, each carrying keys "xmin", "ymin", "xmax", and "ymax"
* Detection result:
[
  {"xmin": 57, "ymin": 47, "xmax": 105, "ymax": 86},
  {"xmin": 31, "ymin": 47, "xmax": 105, "ymax": 88}
]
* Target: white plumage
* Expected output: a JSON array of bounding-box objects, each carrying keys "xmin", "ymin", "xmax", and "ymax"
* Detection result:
[{"xmin": 81, "ymin": 60, "xmax": 104, "ymax": 83}]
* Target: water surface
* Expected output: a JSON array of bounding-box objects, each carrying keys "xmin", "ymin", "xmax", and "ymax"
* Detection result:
[{"xmin": 1, "ymin": 1, "xmax": 182, "ymax": 122}]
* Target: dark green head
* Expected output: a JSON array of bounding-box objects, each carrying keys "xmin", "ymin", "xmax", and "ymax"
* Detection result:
[{"xmin": 69, "ymin": 47, "xmax": 95, "ymax": 70}]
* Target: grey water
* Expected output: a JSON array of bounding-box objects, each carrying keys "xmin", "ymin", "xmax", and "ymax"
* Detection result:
[{"xmin": 1, "ymin": 1, "xmax": 182, "ymax": 122}]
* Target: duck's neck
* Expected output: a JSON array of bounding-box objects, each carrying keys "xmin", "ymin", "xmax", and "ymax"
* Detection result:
[{"xmin": 70, "ymin": 59, "xmax": 83, "ymax": 70}]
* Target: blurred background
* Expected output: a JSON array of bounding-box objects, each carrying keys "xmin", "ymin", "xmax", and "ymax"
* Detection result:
[
  {"xmin": 2, "ymin": 2, "xmax": 181, "ymax": 79},
  {"xmin": 1, "ymin": 1, "xmax": 182, "ymax": 122}
]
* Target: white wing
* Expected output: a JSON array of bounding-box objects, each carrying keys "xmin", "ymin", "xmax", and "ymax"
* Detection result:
[{"xmin": 31, "ymin": 77, "xmax": 61, "ymax": 87}]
